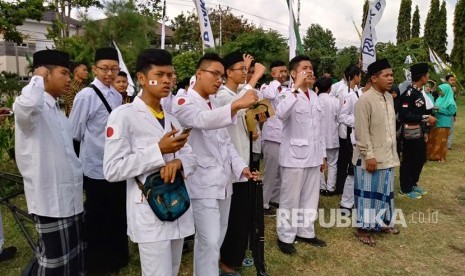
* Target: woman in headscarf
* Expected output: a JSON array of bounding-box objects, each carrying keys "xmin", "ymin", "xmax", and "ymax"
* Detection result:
[{"xmin": 426, "ymin": 83, "xmax": 457, "ymax": 161}]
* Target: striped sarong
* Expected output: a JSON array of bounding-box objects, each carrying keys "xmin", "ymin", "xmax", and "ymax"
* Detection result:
[
  {"xmin": 354, "ymin": 167, "xmax": 395, "ymax": 231},
  {"xmin": 33, "ymin": 213, "xmax": 84, "ymax": 276}
]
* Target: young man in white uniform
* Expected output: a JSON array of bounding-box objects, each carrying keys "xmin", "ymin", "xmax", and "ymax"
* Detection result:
[
  {"xmin": 103, "ymin": 49, "xmax": 195, "ymax": 276},
  {"xmin": 260, "ymin": 61, "xmax": 289, "ymax": 214},
  {"xmin": 69, "ymin": 47, "xmax": 128, "ymax": 273},
  {"xmin": 337, "ymin": 66, "xmax": 362, "ymax": 211},
  {"xmin": 171, "ymin": 53, "xmax": 259, "ymax": 276},
  {"xmin": 276, "ymin": 55, "xmax": 327, "ymax": 255},
  {"xmin": 314, "ymin": 76, "xmax": 340, "ymax": 196},
  {"xmin": 14, "ymin": 50, "xmax": 84, "ymax": 274},
  {"xmin": 213, "ymin": 52, "xmax": 266, "ymax": 274}
]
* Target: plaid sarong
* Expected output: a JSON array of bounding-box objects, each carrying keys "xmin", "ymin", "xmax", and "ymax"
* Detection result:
[
  {"xmin": 354, "ymin": 166, "xmax": 395, "ymax": 231},
  {"xmin": 33, "ymin": 213, "xmax": 84, "ymax": 276}
]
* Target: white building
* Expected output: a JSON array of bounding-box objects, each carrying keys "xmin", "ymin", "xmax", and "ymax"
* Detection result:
[{"xmin": 0, "ymin": 11, "xmax": 82, "ymax": 78}]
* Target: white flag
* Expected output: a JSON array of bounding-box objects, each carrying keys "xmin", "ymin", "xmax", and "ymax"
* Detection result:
[
  {"xmin": 361, "ymin": 0, "xmax": 386, "ymax": 72},
  {"xmin": 289, "ymin": 0, "xmax": 297, "ymax": 60},
  {"xmin": 112, "ymin": 41, "xmax": 136, "ymax": 96},
  {"xmin": 193, "ymin": 0, "xmax": 215, "ymax": 50},
  {"xmin": 404, "ymin": 55, "xmax": 413, "ymax": 64}
]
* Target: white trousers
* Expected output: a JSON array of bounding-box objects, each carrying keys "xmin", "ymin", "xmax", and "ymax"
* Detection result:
[
  {"xmin": 340, "ymin": 175, "xmax": 354, "ymax": 208},
  {"xmin": 138, "ymin": 238, "xmax": 184, "ymax": 276},
  {"xmin": 277, "ymin": 166, "xmax": 320, "ymax": 243},
  {"xmin": 263, "ymin": 141, "xmax": 282, "ymax": 208},
  {"xmin": 192, "ymin": 197, "xmax": 231, "ymax": 276},
  {"xmin": 320, "ymin": 148, "xmax": 339, "ymax": 191}
]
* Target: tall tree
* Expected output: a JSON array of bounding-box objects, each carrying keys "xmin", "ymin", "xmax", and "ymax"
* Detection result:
[
  {"xmin": 303, "ymin": 23, "xmax": 337, "ymax": 57},
  {"xmin": 396, "ymin": 0, "xmax": 412, "ymax": 43},
  {"xmin": 411, "ymin": 5, "xmax": 421, "ymax": 38},
  {"xmin": 223, "ymin": 28, "xmax": 287, "ymax": 64},
  {"xmin": 170, "ymin": 8, "xmax": 255, "ymax": 52},
  {"xmin": 435, "ymin": 1, "xmax": 448, "ymax": 60},
  {"xmin": 362, "ymin": 0, "xmax": 369, "ymax": 30},
  {"xmin": 424, "ymin": 0, "xmax": 440, "ymax": 48},
  {"xmin": 451, "ymin": 0, "xmax": 465, "ymax": 78},
  {"xmin": 0, "ymin": 0, "xmax": 46, "ymax": 43}
]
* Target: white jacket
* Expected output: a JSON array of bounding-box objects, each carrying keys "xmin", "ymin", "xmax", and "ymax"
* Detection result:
[
  {"xmin": 276, "ymin": 89, "xmax": 326, "ymax": 168},
  {"xmin": 318, "ymin": 93, "xmax": 340, "ymax": 149},
  {"xmin": 260, "ymin": 80, "xmax": 284, "ymax": 143},
  {"xmin": 14, "ymin": 76, "xmax": 83, "ymax": 218},
  {"xmin": 103, "ymin": 97, "xmax": 197, "ymax": 243},
  {"xmin": 172, "ymin": 88, "xmax": 247, "ymax": 199}
]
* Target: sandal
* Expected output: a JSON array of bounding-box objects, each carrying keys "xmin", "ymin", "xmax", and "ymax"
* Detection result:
[
  {"xmin": 354, "ymin": 231, "xmax": 376, "ymax": 247},
  {"xmin": 381, "ymin": 227, "xmax": 400, "ymax": 235}
]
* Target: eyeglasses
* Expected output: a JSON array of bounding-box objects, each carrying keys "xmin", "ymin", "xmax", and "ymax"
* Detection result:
[
  {"xmin": 96, "ymin": 66, "xmax": 120, "ymax": 74},
  {"xmin": 229, "ymin": 66, "xmax": 248, "ymax": 73},
  {"xmin": 201, "ymin": 69, "xmax": 225, "ymax": 81}
]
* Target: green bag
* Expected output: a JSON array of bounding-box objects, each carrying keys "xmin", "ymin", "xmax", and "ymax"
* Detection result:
[{"xmin": 136, "ymin": 171, "xmax": 190, "ymax": 222}]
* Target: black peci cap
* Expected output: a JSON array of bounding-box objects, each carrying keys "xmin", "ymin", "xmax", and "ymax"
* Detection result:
[
  {"xmin": 367, "ymin": 58, "xmax": 391, "ymax": 76},
  {"xmin": 95, "ymin": 47, "xmax": 119, "ymax": 62},
  {"xmin": 33, "ymin": 50, "xmax": 70, "ymax": 69}
]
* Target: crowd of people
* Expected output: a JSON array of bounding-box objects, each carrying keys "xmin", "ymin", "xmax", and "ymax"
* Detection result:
[{"xmin": 0, "ymin": 45, "xmax": 459, "ymax": 275}]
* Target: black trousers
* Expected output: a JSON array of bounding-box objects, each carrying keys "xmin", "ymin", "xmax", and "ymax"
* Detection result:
[
  {"xmin": 335, "ymin": 137, "xmax": 354, "ymax": 194},
  {"xmin": 220, "ymin": 181, "xmax": 252, "ymax": 268},
  {"xmin": 400, "ymin": 139, "xmax": 426, "ymax": 193},
  {"xmin": 83, "ymin": 176, "xmax": 129, "ymax": 273}
]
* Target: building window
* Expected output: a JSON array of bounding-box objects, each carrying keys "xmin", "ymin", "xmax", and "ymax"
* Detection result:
[{"xmin": 16, "ymin": 42, "xmax": 28, "ymax": 48}]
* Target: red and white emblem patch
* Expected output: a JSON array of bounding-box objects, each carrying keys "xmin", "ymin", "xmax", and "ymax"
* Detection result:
[
  {"xmin": 106, "ymin": 127, "xmax": 114, "ymax": 138},
  {"xmin": 178, "ymin": 98, "xmax": 186, "ymax": 105}
]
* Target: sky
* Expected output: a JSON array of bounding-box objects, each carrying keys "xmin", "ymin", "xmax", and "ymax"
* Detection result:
[{"xmin": 78, "ymin": 0, "xmax": 458, "ymax": 53}]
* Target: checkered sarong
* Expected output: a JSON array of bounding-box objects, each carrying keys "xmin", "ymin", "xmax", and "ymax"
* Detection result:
[
  {"xmin": 33, "ymin": 213, "xmax": 84, "ymax": 276},
  {"xmin": 354, "ymin": 167, "xmax": 395, "ymax": 231}
]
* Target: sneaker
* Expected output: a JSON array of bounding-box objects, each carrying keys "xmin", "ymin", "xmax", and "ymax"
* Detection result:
[
  {"xmin": 295, "ymin": 236, "xmax": 327, "ymax": 247},
  {"xmin": 0, "ymin": 246, "xmax": 17, "ymax": 262},
  {"xmin": 399, "ymin": 191, "xmax": 422, "ymax": 199},
  {"xmin": 413, "ymin": 186, "xmax": 427, "ymax": 195},
  {"xmin": 264, "ymin": 207, "xmax": 276, "ymax": 217},
  {"xmin": 242, "ymin": 256, "xmax": 254, "ymax": 267},
  {"xmin": 277, "ymin": 239, "xmax": 296, "ymax": 254},
  {"xmin": 338, "ymin": 205, "xmax": 353, "ymax": 217},
  {"xmin": 269, "ymin": 202, "xmax": 280, "ymax": 208},
  {"xmin": 326, "ymin": 190, "xmax": 336, "ymax": 197},
  {"xmin": 320, "ymin": 189, "xmax": 327, "ymax": 196}
]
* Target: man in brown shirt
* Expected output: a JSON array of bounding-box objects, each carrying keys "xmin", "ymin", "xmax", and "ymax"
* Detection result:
[
  {"xmin": 64, "ymin": 62, "xmax": 88, "ymax": 116},
  {"xmin": 353, "ymin": 59, "xmax": 400, "ymax": 247}
]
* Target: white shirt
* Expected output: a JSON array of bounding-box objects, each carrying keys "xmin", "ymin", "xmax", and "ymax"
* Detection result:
[
  {"xmin": 69, "ymin": 78, "xmax": 122, "ymax": 179},
  {"xmin": 103, "ymin": 97, "xmax": 196, "ymax": 243},
  {"xmin": 212, "ymin": 84, "xmax": 252, "ymax": 167},
  {"xmin": 13, "ymin": 76, "xmax": 83, "ymax": 217},
  {"xmin": 339, "ymin": 88, "xmax": 362, "ymax": 142},
  {"xmin": 172, "ymin": 88, "xmax": 247, "ymax": 199},
  {"xmin": 318, "ymin": 93, "xmax": 340, "ymax": 149},
  {"xmin": 276, "ymin": 88, "xmax": 326, "ymax": 168},
  {"xmin": 338, "ymin": 87, "xmax": 359, "ymax": 139},
  {"xmin": 330, "ymin": 79, "xmax": 346, "ymax": 99},
  {"xmin": 260, "ymin": 80, "xmax": 285, "ymax": 143}
]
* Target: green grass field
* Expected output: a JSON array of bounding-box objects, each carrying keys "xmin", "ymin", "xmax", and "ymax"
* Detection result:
[{"xmin": 1, "ymin": 99, "xmax": 465, "ymax": 276}]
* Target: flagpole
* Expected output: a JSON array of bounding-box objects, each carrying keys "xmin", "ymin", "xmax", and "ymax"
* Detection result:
[{"xmin": 161, "ymin": 0, "xmax": 166, "ymax": 49}]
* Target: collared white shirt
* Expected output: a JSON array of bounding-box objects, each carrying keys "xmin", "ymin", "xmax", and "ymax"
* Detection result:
[
  {"xmin": 69, "ymin": 78, "xmax": 122, "ymax": 179},
  {"xmin": 339, "ymin": 88, "xmax": 362, "ymax": 141},
  {"xmin": 338, "ymin": 87, "xmax": 359, "ymax": 139},
  {"xmin": 172, "ymin": 87, "xmax": 247, "ymax": 199},
  {"xmin": 13, "ymin": 76, "xmax": 83, "ymax": 217},
  {"xmin": 212, "ymin": 84, "xmax": 252, "ymax": 166},
  {"xmin": 318, "ymin": 93, "xmax": 340, "ymax": 149}
]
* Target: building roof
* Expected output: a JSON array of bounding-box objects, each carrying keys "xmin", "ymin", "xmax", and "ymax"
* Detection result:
[{"xmin": 34, "ymin": 11, "xmax": 82, "ymax": 27}]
